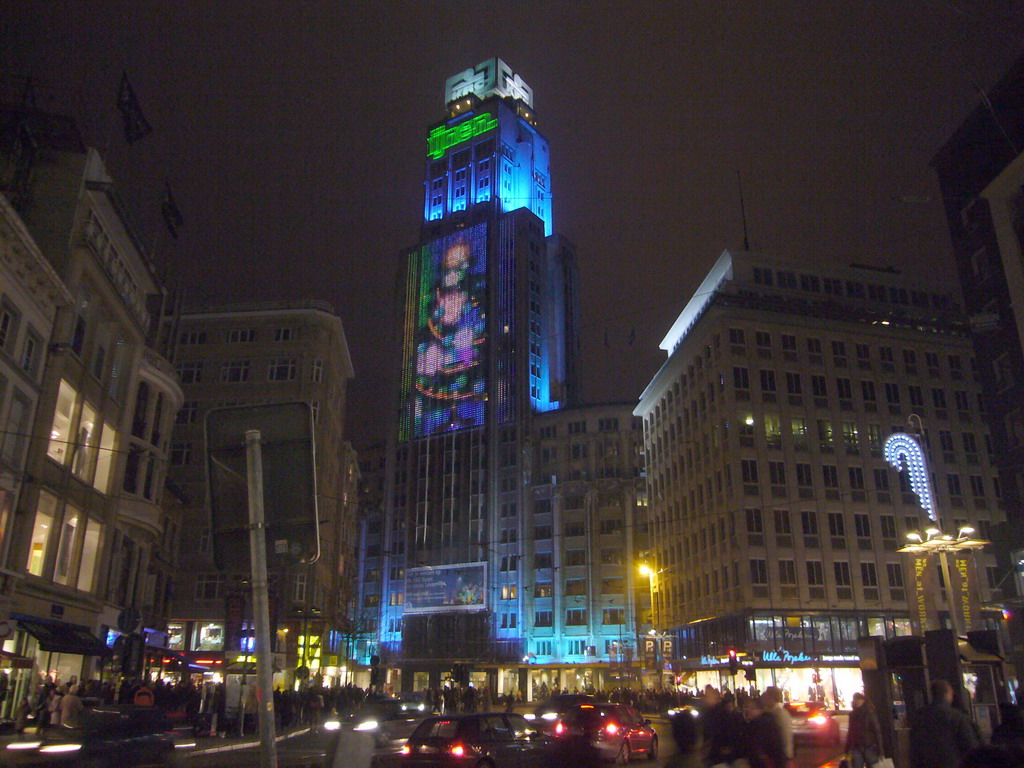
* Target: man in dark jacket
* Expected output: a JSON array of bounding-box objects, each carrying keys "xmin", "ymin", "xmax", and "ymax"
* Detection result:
[
  {"xmin": 909, "ymin": 679, "xmax": 980, "ymax": 768},
  {"xmin": 741, "ymin": 695, "xmax": 788, "ymax": 768},
  {"xmin": 845, "ymin": 692, "xmax": 883, "ymax": 768},
  {"xmin": 702, "ymin": 688, "xmax": 745, "ymax": 767}
]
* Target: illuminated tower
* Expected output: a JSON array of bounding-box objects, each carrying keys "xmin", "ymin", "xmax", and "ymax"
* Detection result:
[{"xmin": 378, "ymin": 59, "xmax": 581, "ymax": 690}]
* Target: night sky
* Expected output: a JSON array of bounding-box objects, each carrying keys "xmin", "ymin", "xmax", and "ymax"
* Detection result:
[{"xmin": 3, "ymin": 2, "xmax": 1023, "ymax": 447}]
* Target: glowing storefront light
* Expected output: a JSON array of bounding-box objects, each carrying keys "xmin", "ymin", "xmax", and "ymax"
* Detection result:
[{"xmin": 883, "ymin": 433, "xmax": 936, "ymax": 521}]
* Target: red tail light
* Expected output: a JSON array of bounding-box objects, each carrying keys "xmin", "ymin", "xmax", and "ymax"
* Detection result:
[
  {"xmin": 400, "ymin": 744, "xmax": 411, "ymax": 755},
  {"xmin": 449, "ymin": 743, "xmax": 466, "ymax": 757},
  {"xmin": 554, "ymin": 721, "xmax": 565, "ymax": 735},
  {"xmin": 605, "ymin": 722, "xmax": 619, "ymax": 735},
  {"xmin": 809, "ymin": 714, "xmax": 828, "ymax": 726}
]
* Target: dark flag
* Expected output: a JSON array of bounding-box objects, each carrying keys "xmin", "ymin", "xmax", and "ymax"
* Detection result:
[
  {"xmin": 161, "ymin": 180, "xmax": 184, "ymax": 238},
  {"xmin": 116, "ymin": 72, "xmax": 152, "ymax": 143}
]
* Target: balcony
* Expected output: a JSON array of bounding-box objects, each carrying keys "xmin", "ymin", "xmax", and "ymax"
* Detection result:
[{"xmin": 113, "ymin": 495, "xmax": 164, "ymax": 539}]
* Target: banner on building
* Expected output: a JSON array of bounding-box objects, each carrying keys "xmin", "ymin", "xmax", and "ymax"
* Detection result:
[
  {"xmin": 952, "ymin": 553, "xmax": 982, "ymax": 633},
  {"xmin": 404, "ymin": 562, "xmax": 486, "ymax": 615},
  {"xmin": 906, "ymin": 552, "xmax": 940, "ymax": 634}
]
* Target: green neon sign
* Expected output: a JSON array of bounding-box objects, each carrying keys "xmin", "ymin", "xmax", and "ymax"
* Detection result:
[{"xmin": 427, "ymin": 113, "xmax": 498, "ymax": 160}]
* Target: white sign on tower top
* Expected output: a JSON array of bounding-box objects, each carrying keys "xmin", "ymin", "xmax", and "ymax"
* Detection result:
[{"xmin": 445, "ymin": 58, "xmax": 533, "ymax": 108}]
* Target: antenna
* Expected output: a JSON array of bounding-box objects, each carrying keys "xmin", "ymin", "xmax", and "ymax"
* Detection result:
[{"xmin": 736, "ymin": 171, "xmax": 750, "ymax": 251}]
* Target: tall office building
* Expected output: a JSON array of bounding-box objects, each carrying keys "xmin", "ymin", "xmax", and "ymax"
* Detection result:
[
  {"xmin": 635, "ymin": 251, "xmax": 1003, "ymax": 704},
  {"xmin": 378, "ymin": 59, "xmax": 582, "ymax": 693}
]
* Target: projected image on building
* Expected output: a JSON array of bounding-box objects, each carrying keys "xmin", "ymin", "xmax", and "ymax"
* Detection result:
[{"xmin": 406, "ymin": 223, "xmax": 488, "ymax": 438}]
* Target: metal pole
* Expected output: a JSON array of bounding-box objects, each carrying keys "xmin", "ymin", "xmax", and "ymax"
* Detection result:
[{"xmin": 245, "ymin": 429, "xmax": 277, "ymax": 768}]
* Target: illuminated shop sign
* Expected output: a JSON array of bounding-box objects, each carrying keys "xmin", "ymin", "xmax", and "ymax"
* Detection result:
[
  {"xmin": 427, "ymin": 113, "xmax": 498, "ymax": 159},
  {"xmin": 761, "ymin": 649, "xmax": 813, "ymax": 663}
]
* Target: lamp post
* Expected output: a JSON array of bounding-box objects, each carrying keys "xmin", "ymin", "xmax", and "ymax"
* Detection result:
[{"xmin": 898, "ymin": 526, "xmax": 989, "ymax": 636}]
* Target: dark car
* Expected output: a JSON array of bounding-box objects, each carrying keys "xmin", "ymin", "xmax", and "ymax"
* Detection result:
[
  {"xmin": 400, "ymin": 712, "xmax": 549, "ymax": 768},
  {"xmin": 785, "ymin": 700, "xmax": 841, "ymax": 746},
  {"xmin": 342, "ymin": 699, "xmax": 425, "ymax": 753},
  {"xmin": 525, "ymin": 694, "xmax": 596, "ymax": 732},
  {"xmin": 554, "ymin": 703, "xmax": 658, "ymax": 763},
  {"xmin": 2, "ymin": 705, "xmax": 193, "ymax": 767}
]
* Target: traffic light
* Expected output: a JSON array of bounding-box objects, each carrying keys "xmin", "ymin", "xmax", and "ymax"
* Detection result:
[{"xmin": 728, "ymin": 648, "xmax": 738, "ymax": 676}]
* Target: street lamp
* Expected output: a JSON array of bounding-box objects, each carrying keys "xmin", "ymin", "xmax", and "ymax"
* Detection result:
[{"xmin": 899, "ymin": 525, "xmax": 989, "ymax": 636}]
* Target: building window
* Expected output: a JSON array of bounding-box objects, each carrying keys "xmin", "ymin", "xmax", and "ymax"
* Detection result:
[
  {"xmin": 26, "ymin": 492, "xmax": 57, "ymax": 576},
  {"xmin": 828, "ymin": 513, "xmax": 846, "ymax": 537},
  {"xmin": 779, "ymin": 560, "xmax": 797, "ymax": 585},
  {"xmin": 801, "ymin": 511, "xmax": 819, "ymax": 535},
  {"xmin": 741, "ymin": 460, "xmax": 759, "ymax": 483},
  {"xmin": 746, "ymin": 508, "xmax": 763, "ymax": 533},
  {"xmin": 273, "ymin": 327, "xmax": 295, "ymax": 342},
  {"xmin": 806, "ymin": 561, "xmax": 824, "ymax": 585},
  {"xmin": 566, "ymin": 609, "xmax": 587, "ymax": 625},
  {"xmin": 220, "ymin": 360, "xmax": 250, "ymax": 383},
  {"xmin": 176, "ymin": 400, "xmax": 199, "ymax": 424},
  {"xmin": 603, "ymin": 608, "xmax": 625, "ymax": 625},
  {"xmin": 861, "ymin": 562, "xmax": 878, "ymax": 587},
  {"xmin": 176, "ymin": 361, "xmax": 202, "ymax": 384},
  {"xmin": 834, "ymin": 562, "xmax": 852, "ymax": 587},
  {"xmin": 47, "ymin": 380, "xmax": 79, "ymax": 465},
  {"xmin": 749, "ymin": 559, "xmax": 768, "ymax": 584},
  {"xmin": 0, "ymin": 302, "xmax": 18, "ymax": 353},
  {"xmin": 228, "ymin": 328, "xmax": 255, "ymax": 343},
  {"xmin": 194, "ymin": 573, "xmax": 224, "ymax": 600},
  {"xmin": 311, "ymin": 359, "xmax": 324, "ymax": 383},
  {"xmin": 390, "ymin": 592, "xmax": 404, "ymax": 606},
  {"xmin": 535, "ymin": 610, "xmax": 553, "ymax": 627},
  {"xmin": 854, "ymin": 514, "xmax": 871, "ymax": 538},
  {"xmin": 887, "ymin": 562, "xmax": 904, "ymax": 587},
  {"xmin": 268, "ymin": 358, "xmax": 297, "ymax": 381},
  {"xmin": 170, "ymin": 442, "xmax": 192, "ymax": 466},
  {"xmin": 179, "ymin": 331, "xmax": 208, "ymax": 345}
]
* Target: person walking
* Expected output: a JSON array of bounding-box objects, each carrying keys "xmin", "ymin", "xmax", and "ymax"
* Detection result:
[
  {"xmin": 703, "ymin": 688, "xmax": 744, "ymax": 767},
  {"xmin": 741, "ymin": 695, "xmax": 788, "ymax": 768},
  {"xmin": 909, "ymin": 679, "xmax": 980, "ymax": 768},
  {"xmin": 845, "ymin": 692, "xmax": 884, "ymax": 768},
  {"xmin": 762, "ymin": 686, "xmax": 795, "ymax": 767},
  {"xmin": 60, "ymin": 683, "xmax": 84, "ymax": 728}
]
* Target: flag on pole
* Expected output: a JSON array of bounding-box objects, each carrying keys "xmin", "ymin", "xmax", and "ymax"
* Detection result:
[
  {"xmin": 116, "ymin": 72, "xmax": 152, "ymax": 144},
  {"xmin": 161, "ymin": 181, "xmax": 184, "ymax": 238}
]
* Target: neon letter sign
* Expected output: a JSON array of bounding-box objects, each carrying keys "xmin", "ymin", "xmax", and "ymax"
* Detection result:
[
  {"xmin": 427, "ymin": 113, "xmax": 498, "ymax": 160},
  {"xmin": 884, "ymin": 433, "xmax": 936, "ymax": 521}
]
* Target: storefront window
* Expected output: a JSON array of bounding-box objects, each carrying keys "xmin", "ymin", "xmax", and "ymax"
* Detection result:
[
  {"xmin": 72, "ymin": 402, "xmax": 99, "ymax": 480},
  {"xmin": 53, "ymin": 504, "xmax": 80, "ymax": 585},
  {"xmin": 76, "ymin": 518, "xmax": 102, "ymax": 592},
  {"xmin": 93, "ymin": 425, "xmax": 117, "ymax": 493},
  {"xmin": 27, "ymin": 492, "xmax": 57, "ymax": 576},
  {"xmin": 167, "ymin": 623, "xmax": 186, "ymax": 651},
  {"xmin": 194, "ymin": 622, "xmax": 224, "ymax": 651},
  {"xmin": 47, "ymin": 381, "xmax": 78, "ymax": 464},
  {"xmin": 866, "ymin": 617, "xmax": 886, "ymax": 637}
]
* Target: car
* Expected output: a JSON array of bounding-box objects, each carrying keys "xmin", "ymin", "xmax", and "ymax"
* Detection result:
[
  {"xmin": 341, "ymin": 699, "xmax": 425, "ymax": 753},
  {"xmin": 2, "ymin": 705, "xmax": 194, "ymax": 767},
  {"xmin": 395, "ymin": 692, "xmax": 439, "ymax": 715},
  {"xmin": 524, "ymin": 693, "xmax": 596, "ymax": 731},
  {"xmin": 554, "ymin": 702, "xmax": 658, "ymax": 763},
  {"xmin": 400, "ymin": 712, "xmax": 550, "ymax": 767},
  {"xmin": 785, "ymin": 700, "xmax": 841, "ymax": 747}
]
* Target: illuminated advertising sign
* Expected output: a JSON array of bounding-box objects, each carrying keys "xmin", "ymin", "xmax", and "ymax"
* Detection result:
[
  {"xmin": 401, "ymin": 223, "xmax": 488, "ymax": 440},
  {"xmin": 445, "ymin": 58, "xmax": 533, "ymax": 107},
  {"xmin": 427, "ymin": 112, "xmax": 498, "ymax": 159},
  {"xmin": 404, "ymin": 562, "xmax": 487, "ymax": 615}
]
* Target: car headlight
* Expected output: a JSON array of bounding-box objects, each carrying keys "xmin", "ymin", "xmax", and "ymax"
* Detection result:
[
  {"xmin": 418, "ymin": 703, "xmax": 425, "ymax": 711},
  {"xmin": 541, "ymin": 712, "xmax": 558, "ymax": 721},
  {"xmin": 6, "ymin": 741, "xmax": 42, "ymax": 750},
  {"xmin": 667, "ymin": 708, "xmax": 680, "ymax": 716},
  {"xmin": 523, "ymin": 713, "xmax": 535, "ymax": 720},
  {"xmin": 354, "ymin": 719, "xmax": 379, "ymax": 731},
  {"xmin": 39, "ymin": 744, "xmax": 82, "ymax": 753},
  {"xmin": 324, "ymin": 719, "xmax": 341, "ymax": 731}
]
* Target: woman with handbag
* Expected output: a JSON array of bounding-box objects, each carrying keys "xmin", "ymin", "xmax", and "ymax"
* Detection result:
[{"xmin": 845, "ymin": 692, "xmax": 884, "ymax": 768}]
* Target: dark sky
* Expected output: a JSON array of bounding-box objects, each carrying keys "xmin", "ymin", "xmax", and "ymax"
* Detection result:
[{"xmin": 3, "ymin": 1, "xmax": 1023, "ymax": 448}]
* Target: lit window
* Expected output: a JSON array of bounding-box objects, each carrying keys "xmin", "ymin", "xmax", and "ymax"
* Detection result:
[
  {"xmin": 27, "ymin": 492, "xmax": 57, "ymax": 576},
  {"xmin": 47, "ymin": 380, "xmax": 79, "ymax": 464},
  {"xmin": 53, "ymin": 505, "xmax": 80, "ymax": 586}
]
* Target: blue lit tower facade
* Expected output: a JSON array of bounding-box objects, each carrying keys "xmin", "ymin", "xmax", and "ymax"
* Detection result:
[{"xmin": 378, "ymin": 60, "xmax": 581, "ymax": 692}]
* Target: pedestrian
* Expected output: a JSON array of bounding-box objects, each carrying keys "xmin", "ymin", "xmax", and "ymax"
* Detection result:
[
  {"xmin": 762, "ymin": 686, "xmax": 795, "ymax": 767},
  {"xmin": 60, "ymin": 683, "xmax": 84, "ymax": 728},
  {"xmin": 133, "ymin": 680, "xmax": 155, "ymax": 707},
  {"xmin": 47, "ymin": 684, "xmax": 66, "ymax": 729},
  {"xmin": 909, "ymin": 679, "xmax": 980, "ymax": 768},
  {"xmin": 14, "ymin": 696, "xmax": 31, "ymax": 734},
  {"xmin": 845, "ymin": 692, "xmax": 884, "ymax": 768},
  {"xmin": 703, "ymin": 688, "xmax": 745, "ymax": 767},
  {"xmin": 741, "ymin": 695, "xmax": 788, "ymax": 768}
]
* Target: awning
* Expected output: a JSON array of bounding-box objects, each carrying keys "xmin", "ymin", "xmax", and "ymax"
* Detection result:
[
  {"xmin": 0, "ymin": 650, "xmax": 34, "ymax": 669},
  {"xmin": 959, "ymin": 639, "xmax": 1003, "ymax": 664},
  {"xmin": 12, "ymin": 614, "xmax": 112, "ymax": 657}
]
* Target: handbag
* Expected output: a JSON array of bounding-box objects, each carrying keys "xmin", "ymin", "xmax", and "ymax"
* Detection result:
[{"xmin": 873, "ymin": 759, "xmax": 895, "ymax": 768}]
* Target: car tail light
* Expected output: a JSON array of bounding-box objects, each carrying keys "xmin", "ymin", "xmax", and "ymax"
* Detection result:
[
  {"xmin": 400, "ymin": 744, "xmax": 411, "ymax": 755},
  {"xmin": 449, "ymin": 743, "xmax": 466, "ymax": 757},
  {"xmin": 605, "ymin": 722, "xmax": 619, "ymax": 735},
  {"xmin": 554, "ymin": 721, "xmax": 566, "ymax": 735},
  {"xmin": 809, "ymin": 714, "xmax": 828, "ymax": 725}
]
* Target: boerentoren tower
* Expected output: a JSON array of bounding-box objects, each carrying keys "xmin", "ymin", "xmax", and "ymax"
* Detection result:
[{"xmin": 379, "ymin": 59, "xmax": 582, "ymax": 692}]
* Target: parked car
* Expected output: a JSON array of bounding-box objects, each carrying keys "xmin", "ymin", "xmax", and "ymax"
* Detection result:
[
  {"xmin": 524, "ymin": 693, "xmax": 596, "ymax": 732},
  {"xmin": 2, "ymin": 705, "xmax": 194, "ymax": 767},
  {"xmin": 400, "ymin": 712, "xmax": 550, "ymax": 767},
  {"xmin": 554, "ymin": 702, "xmax": 658, "ymax": 763},
  {"xmin": 785, "ymin": 700, "xmax": 841, "ymax": 746}
]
